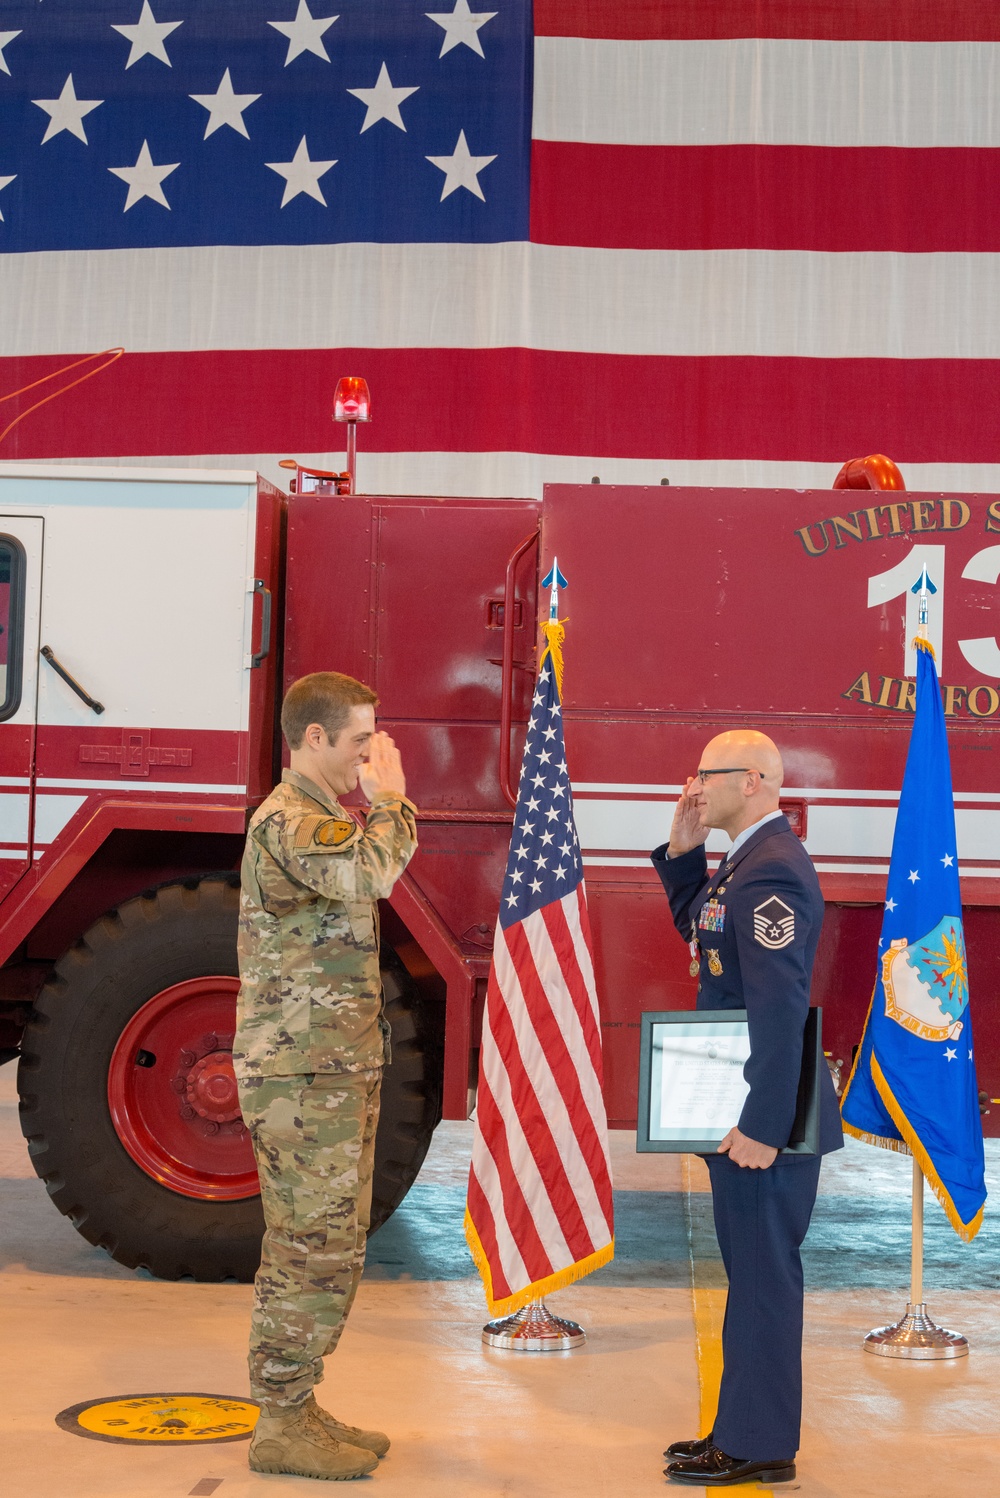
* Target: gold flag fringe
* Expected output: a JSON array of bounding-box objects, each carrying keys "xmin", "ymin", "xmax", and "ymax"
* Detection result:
[
  {"xmin": 870, "ymin": 1056, "xmax": 984, "ymax": 1243},
  {"xmin": 912, "ymin": 634, "xmax": 936, "ymax": 659},
  {"xmin": 842, "ymin": 989, "xmax": 983, "ymax": 1239},
  {"xmin": 464, "ymin": 1209, "xmax": 614, "ymax": 1318},
  {"xmin": 540, "ymin": 618, "xmax": 567, "ymax": 697}
]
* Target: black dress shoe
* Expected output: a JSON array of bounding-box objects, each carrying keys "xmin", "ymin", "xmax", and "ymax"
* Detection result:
[
  {"xmin": 664, "ymin": 1443, "xmax": 795, "ymax": 1486},
  {"xmin": 663, "ymin": 1435, "xmax": 712, "ymax": 1460}
]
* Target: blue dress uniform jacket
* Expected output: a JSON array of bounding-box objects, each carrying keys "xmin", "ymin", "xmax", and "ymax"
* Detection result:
[
  {"xmin": 651, "ymin": 814, "xmax": 842, "ymax": 1154},
  {"xmin": 651, "ymin": 814, "xmax": 843, "ymax": 1463}
]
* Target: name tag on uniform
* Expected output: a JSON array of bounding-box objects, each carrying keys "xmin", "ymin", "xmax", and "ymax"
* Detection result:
[{"xmin": 698, "ymin": 898, "xmax": 726, "ymax": 934}]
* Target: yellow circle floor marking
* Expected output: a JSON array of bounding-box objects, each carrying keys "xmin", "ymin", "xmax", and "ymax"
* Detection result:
[{"xmin": 55, "ymin": 1394, "xmax": 260, "ymax": 1445}]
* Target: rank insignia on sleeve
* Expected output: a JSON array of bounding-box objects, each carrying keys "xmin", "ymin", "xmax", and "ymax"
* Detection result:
[
  {"xmin": 314, "ymin": 817, "xmax": 359, "ymax": 848},
  {"xmin": 698, "ymin": 898, "xmax": 726, "ymax": 933},
  {"xmin": 707, "ymin": 949, "xmax": 723, "ymax": 976},
  {"xmin": 753, "ymin": 896, "xmax": 795, "ymax": 949}
]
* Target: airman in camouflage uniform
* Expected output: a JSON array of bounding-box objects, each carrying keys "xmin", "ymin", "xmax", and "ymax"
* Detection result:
[{"xmin": 235, "ymin": 671, "xmax": 417, "ymax": 1481}]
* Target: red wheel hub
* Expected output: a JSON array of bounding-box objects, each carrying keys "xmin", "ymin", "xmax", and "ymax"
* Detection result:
[
  {"xmin": 108, "ymin": 977, "xmax": 259, "ymax": 1202},
  {"xmin": 185, "ymin": 1053, "xmax": 242, "ymax": 1122}
]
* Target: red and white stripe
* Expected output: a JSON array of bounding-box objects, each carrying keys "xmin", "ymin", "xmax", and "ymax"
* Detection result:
[
  {"xmin": 4, "ymin": 1, "xmax": 999, "ymax": 494},
  {"xmin": 467, "ymin": 884, "xmax": 614, "ymax": 1315}
]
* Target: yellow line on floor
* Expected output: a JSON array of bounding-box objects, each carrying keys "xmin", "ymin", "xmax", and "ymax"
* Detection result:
[{"xmin": 682, "ymin": 1154, "xmax": 775, "ymax": 1496}]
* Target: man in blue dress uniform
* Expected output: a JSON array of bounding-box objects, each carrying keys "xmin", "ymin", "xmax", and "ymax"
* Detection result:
[{"xmin": 651, "ymin": 730, "xmax": 843, "ymax": 1487}]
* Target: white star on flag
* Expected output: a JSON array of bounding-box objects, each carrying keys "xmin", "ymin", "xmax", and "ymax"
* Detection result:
[
  {"xmin": 0, "ymin": 175, "xmax": 15, "ymax": 221},
  {"xmin": 942, "ymin": 853, "xmax": 954, "ymax": 867},
  {"xmin": 33, "ymin": 75, "xmax": 104, "ymax": 145},
  {"xmin": 348, "ymin": 62, "xmax": 418, "ymax": 132},
  {"xmin": 944, "ymin": 1047, "xmax": 957, "ymax": 1061},
  {"xmin": 190, "ymin": 69, "xmax": 261, "ymax": 139},
  {"xmin": 908, "ymin": 870, "xmax": 920, "ymax": 883},
  {"xmin": 268, "ymin": 1, "xmax": 339, "ymax": 65},
  {"xmin": 426, "ymin": 0, "xmax": 497, "ymax": 58},
  {"xmin": 427, "ymin": 130, "xmax": 496, "ymax": 200},
  {"xmin": 112, "ymin": 2, "xmax": 183, "ymax": 69},
  {"xmin": 108, "ymin": 140, "xmax": 179, "ymax": 211},
  {"xmin": 0, "ymin": 29, "xmax": 21, "ymax": 77},
  {"xmin": 266, "ymin": 136, "xmax": 336, "ymax": 206},
  {"xmin": 885, "ymin": 897, "xmax": 897, "ymax": 911}
]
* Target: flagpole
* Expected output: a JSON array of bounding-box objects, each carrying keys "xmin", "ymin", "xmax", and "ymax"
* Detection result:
[
  {"xmin": 910, "ymin": 1157, "xmax": 923, "ymax": 1308},
  {"xmin": 846, "ymin": 588, "xmax": 978, "ymax": 1360},
  {"xmin": 863, "ymin": 1149, "xmax": 968, "ymax": 1359},
  {"xmin": 476, "ymin": 555, "xmax": 597, "ymax": 1354}
]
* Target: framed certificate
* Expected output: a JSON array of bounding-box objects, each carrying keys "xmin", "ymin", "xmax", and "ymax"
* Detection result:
[{"xmin": 636, "ymin": 1007, "xmax": 823, "ymax": 1155}]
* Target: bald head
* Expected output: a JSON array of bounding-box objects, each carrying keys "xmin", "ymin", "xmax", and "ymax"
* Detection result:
[
  {"xmin": 701, "ymin": 730, "xmax": 783, "ymax": 786},
  {"xmin": 690, "ymin": 730, "xmax": 783, "ymax": 838}
]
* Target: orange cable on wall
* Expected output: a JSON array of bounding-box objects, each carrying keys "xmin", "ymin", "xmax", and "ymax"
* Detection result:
[{"xmin": 0, "ymin": 347, "xmax": 125, "ymax": 448}]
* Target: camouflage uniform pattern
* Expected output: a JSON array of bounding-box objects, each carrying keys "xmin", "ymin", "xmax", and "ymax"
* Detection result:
[
  {"xmin": 235, "ymin": 768, "xmax": 418, "ymax": 1081},
  {"xmin": 238, "ymin": 1069, "xmax": 381, "ymax": 1408},
  {"xmin": 235, "ymin": 768, "xmax": 417, "ymax": 1408}
]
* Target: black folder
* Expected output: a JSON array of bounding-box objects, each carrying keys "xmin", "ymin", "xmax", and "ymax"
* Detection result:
[{"xmin": 636, "ymin": 1006, "xmax": 824, "ymax": 1156}]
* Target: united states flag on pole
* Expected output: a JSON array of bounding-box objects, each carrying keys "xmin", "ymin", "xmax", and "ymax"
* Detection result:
[
  {"xmin": 465, "ymin": 614, "xmax": 614, "ymax": 1317},
  {"xmin": 4, "ymin": 2, "xmax": 1000, "ymax": 495}
]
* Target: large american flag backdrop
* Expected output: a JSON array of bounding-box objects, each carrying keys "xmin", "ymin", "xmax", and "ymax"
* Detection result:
[
  {"xmin": 2, "ymin": 1, "xmax": 999, "ymax": 495},
  {"xmin": 465, "ymin": 628, "xmax": 614, "ymax": 1316}
]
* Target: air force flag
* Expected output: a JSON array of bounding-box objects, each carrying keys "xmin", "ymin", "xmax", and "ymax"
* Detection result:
[{"xmin": 841, "ymin": 638, "xmax": 986, "ymax": 1241}]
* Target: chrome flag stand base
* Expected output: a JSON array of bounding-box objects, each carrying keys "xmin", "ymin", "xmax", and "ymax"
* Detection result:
[
  {"xmin": 482, "ymin": 1298, "xmax": 586, "ymax": 1351},
  {"xmin": 861, "ymin": 1162, "xmax": 969, "ymax": 1360},
  {"xmin": 863, "ymin": 1302, "xmax": 969, "ymax": 1360}
]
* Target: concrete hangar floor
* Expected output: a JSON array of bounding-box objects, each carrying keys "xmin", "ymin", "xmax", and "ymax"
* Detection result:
[{"xmin": 1, "ymin": 1063, "xmax": 998, "ymax": 1498}]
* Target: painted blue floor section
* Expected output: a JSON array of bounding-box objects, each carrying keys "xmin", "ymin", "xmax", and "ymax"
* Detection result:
[{"xmin": 367, "ymin": 1159, "xmax": 1000, "ymax": 1291}]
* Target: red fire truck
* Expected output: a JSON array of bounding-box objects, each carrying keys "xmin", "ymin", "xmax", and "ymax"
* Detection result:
[{"xmin": 1, "ymin": 459, "xmax": 997, "ymax": 1280}]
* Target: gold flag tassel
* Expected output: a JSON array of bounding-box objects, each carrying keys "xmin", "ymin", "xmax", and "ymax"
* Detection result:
[{"xmin": 540, "ymin": 618, "xmax": 567, "ymax": 696}]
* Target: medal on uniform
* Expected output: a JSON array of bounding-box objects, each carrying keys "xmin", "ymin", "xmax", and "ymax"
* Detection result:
[
  {"xmin": 707, "ymin": 949, "xmax": 723, "ymax": 977},
  {"xmin": 688, "ymin": 922, "xmax": 703, "ymax": 982}
]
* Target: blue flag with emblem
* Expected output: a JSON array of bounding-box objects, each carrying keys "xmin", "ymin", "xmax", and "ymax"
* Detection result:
[{"xmin": 841, "ymin": 637, "xmax": 986, "ymax": 1241}]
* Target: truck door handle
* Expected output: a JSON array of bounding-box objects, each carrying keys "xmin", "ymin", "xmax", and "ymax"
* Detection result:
[
  {"xmin": 498, "ymin": 530, "xmax": 539, "ymax": 808},
  {"xmin": 41, "ymin": 645, "xmax": 105, "ymax": 715},
  {"xmin": 251, "ymin": 579, "xmax": 272, "ymax": 668}
]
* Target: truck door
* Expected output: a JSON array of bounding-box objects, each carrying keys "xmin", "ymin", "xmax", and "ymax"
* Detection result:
[{"xmin": 0, "ymin": 517, "xmax": 42, "ymax": 901}]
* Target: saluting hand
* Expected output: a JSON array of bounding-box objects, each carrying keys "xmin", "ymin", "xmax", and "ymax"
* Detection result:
[
  {"xmin": 667, "ymin": 777, "xmax": 710, "ymax": 857},
  {"xmin": 359, "ymin": 732, "xmax": 407, "ymax": 801},
  {"xmin": 718, "ymin": 1126, "xmax": 778, "ymax": 1169}
]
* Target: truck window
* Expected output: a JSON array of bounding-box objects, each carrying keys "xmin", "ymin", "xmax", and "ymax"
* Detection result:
[{"xmin": 0, "ymin": 538, "xmax": 25, "ymax": 720}]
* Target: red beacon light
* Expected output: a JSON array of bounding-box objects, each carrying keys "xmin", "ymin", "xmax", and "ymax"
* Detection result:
[
  {"xmin": 333, "ymin": 376, "xmax": 371, "ymax": 494},
  {"xmin": 333, "ymin": 375, "xmax": 371, "ymax": 423}
]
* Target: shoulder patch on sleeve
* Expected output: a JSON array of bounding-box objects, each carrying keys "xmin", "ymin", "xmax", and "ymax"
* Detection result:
[
  {"xmin": 753, "ymin": 896, "xmax": 795, "ymax": 949},
  {"xmin": 291, "ymin": 813, "xmax": 360, "ymax": 851},
  {"xmin": 314, "ymin": 817, "xmax": 360, "ymax": 848}
]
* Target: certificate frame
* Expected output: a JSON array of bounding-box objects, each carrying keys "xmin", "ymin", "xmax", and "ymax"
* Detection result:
[{"xmin": 636, "ymin": 1007, "xmax": 823, "ymax": 1156}]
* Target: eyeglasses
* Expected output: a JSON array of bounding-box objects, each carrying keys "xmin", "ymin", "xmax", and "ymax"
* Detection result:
[{"xmin": 695, "ymin": 768, "xmax": 763, "ymax": 784}]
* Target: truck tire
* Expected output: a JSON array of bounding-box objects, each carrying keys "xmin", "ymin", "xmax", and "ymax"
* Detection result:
[{"xmin": 17, "ymin": 877, "xmax": 443, "ymax": 1281}]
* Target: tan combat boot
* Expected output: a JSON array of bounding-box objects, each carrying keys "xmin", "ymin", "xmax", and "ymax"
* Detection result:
[
  {"xmin": 249, "ymin": 1403, "xmax": 378, "ymax": 1480},
  {"xmin": 304, "ymin": 1392, "xmax": 391, "ymax": 1457}
]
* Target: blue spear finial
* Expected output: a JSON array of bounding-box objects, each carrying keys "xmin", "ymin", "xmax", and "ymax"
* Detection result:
[
  {"xmin": 541, "ymin": 558, "xmax": 568, "ymax": 621},
  {"xmin": 910, "ymin": 563, "xmax": 938, "ymax": 632}
]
